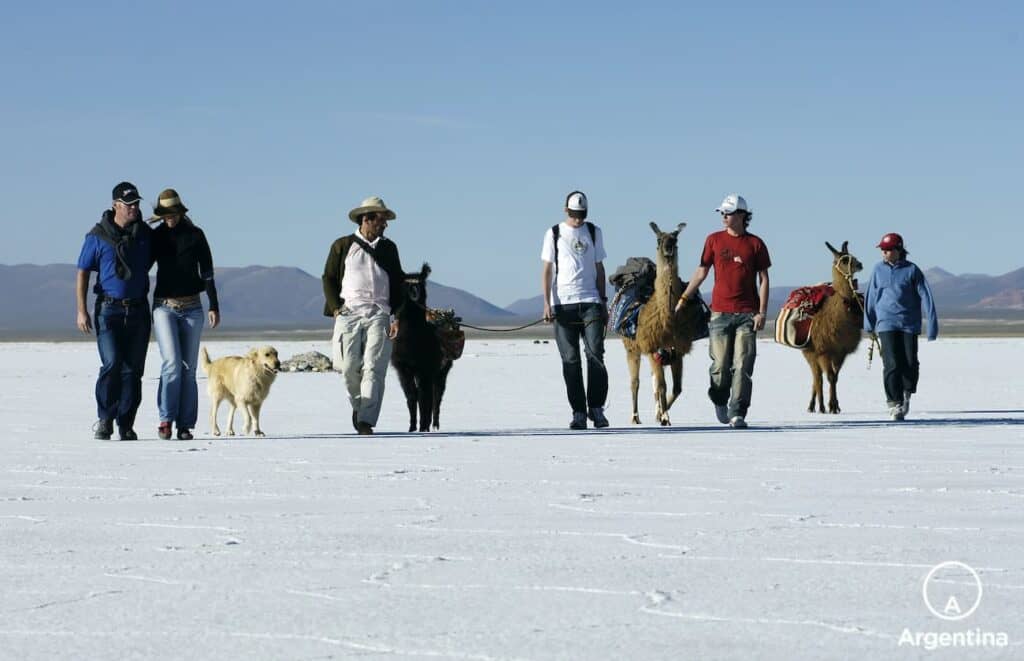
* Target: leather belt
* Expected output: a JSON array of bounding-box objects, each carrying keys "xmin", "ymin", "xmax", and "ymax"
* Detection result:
[
  {"xmin": 101, "ymin": 296, "xmax": 147, "ymax": 307},
  {"xmin": 156, "ymin": 295, "xmax": 202, "ymax": 311}
]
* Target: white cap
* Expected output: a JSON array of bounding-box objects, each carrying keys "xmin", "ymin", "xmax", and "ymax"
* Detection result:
[
  {"xmin": 715, "ymin": 193, "xmax": 749, "ymax": 214},
  {"xmin": 567, "ymin": 192, "xmax": 588, "ymax": 212}
]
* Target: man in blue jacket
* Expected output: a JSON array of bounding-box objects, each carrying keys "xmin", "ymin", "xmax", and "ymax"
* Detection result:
[
  {"xmin": 76, "ymin": 182, "xmax": 153, "ymax": 440},
  {"xmin": 863, "ymin": 232, "xmax": 938, "ymax": 421}
]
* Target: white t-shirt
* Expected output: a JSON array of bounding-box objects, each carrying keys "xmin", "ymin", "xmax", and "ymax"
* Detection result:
[{"xmin": 540, "ymin": 221, "xmax": 607, "ymax": 305}]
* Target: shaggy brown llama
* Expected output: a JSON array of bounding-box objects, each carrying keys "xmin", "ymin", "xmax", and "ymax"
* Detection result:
[
  {"xmin": 802, "ymin": 241, "xmax": 864, "ymax": 413},
  {"xmin": 621, "ymin": 222, "xmax": 702, "ymax": 425}
]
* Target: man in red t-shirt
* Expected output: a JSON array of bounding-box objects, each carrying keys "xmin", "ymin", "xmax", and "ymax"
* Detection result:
[{"xmin": 675, "ymin": 194, "xmax": 771, "ymax": 428}]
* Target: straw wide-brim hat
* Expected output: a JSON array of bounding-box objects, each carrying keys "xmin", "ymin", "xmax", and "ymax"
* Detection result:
[
  {"xmin": 148, "ymin": 188, "xmax": 189, "ymax": 220},
  {"xmin": 348, "ymin": 196, "xmax": 397, "ymax": 223}
]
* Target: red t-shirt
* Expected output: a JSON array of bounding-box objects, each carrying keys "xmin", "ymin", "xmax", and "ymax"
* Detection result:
[{"xmin": 699, "ymin": 230, "xmax": 772, "ymax": 313}]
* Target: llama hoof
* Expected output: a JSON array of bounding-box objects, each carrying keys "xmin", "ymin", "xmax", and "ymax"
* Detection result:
[
  {"xmin": 660, "ymin": 419, "xmax": 670, "ymax": 426},
  {"xmin": 226, "ymin": 430, "xmax": 235, "ymax": 436},
  {"xmin": 212, "ymin": 430, "xmax": 221, "ymax": 437},
  {"xmin": 408, "ymin": 425, "xmax": 416, "ymax": 433},
  {"xmin": 631, "ymin": 414, "xmax": 641, "ymax": 425},
  {"xmin": 254, "ymin": 430, "xmax": 265, "ymax": 437}
]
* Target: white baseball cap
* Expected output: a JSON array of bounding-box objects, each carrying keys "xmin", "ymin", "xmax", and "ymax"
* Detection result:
[
  {"xmin": 715, "ymin": 193, "xmax": 749, "ymax": 214},
  {"xmin": 567, "ymin": 191, "xmax": 588, "ymax": 211}
]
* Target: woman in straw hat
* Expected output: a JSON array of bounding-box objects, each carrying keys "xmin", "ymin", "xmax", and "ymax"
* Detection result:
[
  {"xmin": 149, "ymin": 188, "xmax": 220, "ymax": 440},
  {"xmin": 322, "ymin": 196, "xmax": 405, "ymax": 435}
]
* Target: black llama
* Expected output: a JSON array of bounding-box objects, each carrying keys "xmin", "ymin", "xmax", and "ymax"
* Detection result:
[{"xmin": 390, "ymin": 264, "xmax": 455, "ymax": 432}]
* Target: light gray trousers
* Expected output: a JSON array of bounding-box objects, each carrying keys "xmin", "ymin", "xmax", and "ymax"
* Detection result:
[{"xmin": 333, "ymin": 310, "xmax": 392, "ymax": 426}]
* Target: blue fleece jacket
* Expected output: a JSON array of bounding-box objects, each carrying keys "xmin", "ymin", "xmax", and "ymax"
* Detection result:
[{"xmin": 863, "ymin": 259, "xmax": 938, "ymax": 340}]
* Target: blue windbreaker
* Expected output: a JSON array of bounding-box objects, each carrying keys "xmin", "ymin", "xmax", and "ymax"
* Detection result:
[{"xmin": 863, "ymin": 259, "xmax": 938, "ymax": 340}]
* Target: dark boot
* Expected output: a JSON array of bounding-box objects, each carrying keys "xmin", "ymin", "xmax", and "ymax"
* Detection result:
[
  {"xmin": 158, "ymin": 422, "xmax": 172, "ymax": 440},
  {"xmin": 94, "ymin": 419, "xmax": 113, "ymax": 440}
]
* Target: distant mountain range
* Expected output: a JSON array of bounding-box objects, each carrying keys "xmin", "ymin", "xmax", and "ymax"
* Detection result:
[{"xmin": 2, "ymin": 263, "xmax": 1022, "ymax": 336}]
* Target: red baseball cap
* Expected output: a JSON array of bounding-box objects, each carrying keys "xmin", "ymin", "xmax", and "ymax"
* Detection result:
[{"xmin": 877, "ymin": 232, "xmax": 904, "ymax": 250}]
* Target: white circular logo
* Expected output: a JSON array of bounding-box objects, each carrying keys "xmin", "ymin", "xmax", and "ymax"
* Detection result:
[{"xmin": 922, "ymin": 561, "xmax": 983, "ymax": 621}]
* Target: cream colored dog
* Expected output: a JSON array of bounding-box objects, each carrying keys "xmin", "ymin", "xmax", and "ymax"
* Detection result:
[{"xmin": 200, "ymin": 346, "xmax": 281, "ymax": 437}]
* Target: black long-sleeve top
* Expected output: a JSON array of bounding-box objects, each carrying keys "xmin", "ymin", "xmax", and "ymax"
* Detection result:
[{"xmin": 150, "ymin": 220, "xmax": 219, "ymax": 312}]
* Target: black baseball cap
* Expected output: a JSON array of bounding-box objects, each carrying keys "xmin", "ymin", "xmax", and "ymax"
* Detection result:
[{"xmin": 112, "ymin": 181, "xmax": 142, "ymax": 204}]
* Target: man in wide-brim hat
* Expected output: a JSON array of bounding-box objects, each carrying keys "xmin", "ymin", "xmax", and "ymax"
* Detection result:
[{"xmin": 322, "ymin": 196, "xmax": 405, "ymax": 435}]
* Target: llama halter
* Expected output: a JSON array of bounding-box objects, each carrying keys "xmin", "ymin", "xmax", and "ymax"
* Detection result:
[{"xmin": 833, "ymin": 252, "xmax": 881, "ymax": 368}]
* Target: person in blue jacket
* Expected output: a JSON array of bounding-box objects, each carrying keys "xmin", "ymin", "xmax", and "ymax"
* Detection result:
[
  {"xmin": 863, "ymin": 232, "xmax": 938, "ymax": 421},
  {"xmin": 75, "ymin": 182, "xmax": 153, "ymax": 440}
]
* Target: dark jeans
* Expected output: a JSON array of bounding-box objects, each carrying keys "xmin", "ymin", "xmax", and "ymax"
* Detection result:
[
  {"xmin": 95, "ymin": 300, "xmax": 151, "ymax": 431},
  {"xmin": 707, "ymin": 312, "xmax": 757, "ymax": 418},
  {"xmin": 878, "ymin": 331, "xmax": 919, "ymax": 405},
  {"xmin": 553, "ymin": 303, "xmax": 608, "ymax": 413}
]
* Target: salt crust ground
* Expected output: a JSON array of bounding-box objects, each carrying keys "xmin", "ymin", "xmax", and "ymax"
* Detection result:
[{"xmin": 1, "ymin": 337, "xmax": 1021, "ymax": 660}]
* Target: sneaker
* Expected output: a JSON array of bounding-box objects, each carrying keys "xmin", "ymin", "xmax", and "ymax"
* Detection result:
[
  {"xmin": 356, "ymin": 422, "xmax": 374, "ymax": 435},
  {"xmin": 569, "ymin": 411, "xmax": 587, "ymax": 430},
  {"xmin": 902, "ymin": 392, "xmax": 912, "ymax": 415},
  {"xmin": 119, "ymin": 428, "xmax": 138, "ymax": 441},
  {"xmin": 176, "ymin": 428, "xmax": 193, "ymax": 441},
  {"xmin": 729, "ymin": 416, "xmax": 748, "ymax": 429},
  {"xmin": 889, "ymin": 405, "xmax": 906, "ymax": 422},
  {"xmin": 589, "ymin": 407, "xmax": 609, "ymax": 429},
  {"xmin": 714, "ymin": 405, "xmax": 730, "ymax": 424},
  {"xmin": 93, "ymin": 419, "xmax": 113, "ymax": 440},
  {"xmin": 158, "ymin": 422, "xmax": 172, "ymax": 440}
]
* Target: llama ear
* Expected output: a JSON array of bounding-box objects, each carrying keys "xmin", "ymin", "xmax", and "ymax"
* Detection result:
[
  {"xmin": 825, "ymin": 241, "xmax": 840, "ymax": 256},
  {"xmin": 247, "ymin": 347, "xmax": 258, "ymax": 359},
  {"xmin": 649, "ymin": 221, "xmax": 661, "ymax": 235},
  {"xmin": 675, "ymin": 222, "xmax": 687, "ymax": 234},
  {"xmin": 420, "ymin": 263, "xmax": 431, "ymax": 279},
  {"xmin": 841, "ymin": 240, "xmax": 849, "ymax": 254}
]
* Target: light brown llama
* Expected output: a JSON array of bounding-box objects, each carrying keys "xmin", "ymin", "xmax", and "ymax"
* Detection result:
[
  {"xmin": 621, "ymin": 222, "xmax": 702, "ymax": 425},
  {"xmin": 801, "ymin": 241, "xmax": 864, "ymax": 413}
]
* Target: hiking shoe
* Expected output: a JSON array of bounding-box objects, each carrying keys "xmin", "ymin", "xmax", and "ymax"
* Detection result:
[
  {"xmin": 589, "ymin": 407, "xmax": 609, "ymax": 429},
  {"xmin": 714, "ymin": 405, "xmax": 730, "ymax": 424},
  {"xmin": 158, "ymin": 422, "xmax": 172, "ymax": 440},
  {"xmin": 356, "ymin": 422, "xmax": 374, "ymax": 435},
  {"xmin": 569, "ymin": 411, "xmax": 587, "ymax": 430},
  {"xmin": 93, "ymin": 419, "xmax": 113, "ymax": 440},
  {"xmin": 729, "ymin": 416, "xmax": 748, "ymax": 429},
  {"xmin": 119, "ymin": 428, "xmax": 138, "ymax": 441},
  {"xmin": 889, "ymin": 405, "xmax": 906, "ymax": 422},
  {"xmin": 177, "ymin": 428, "xmax": 194, "ymax": 441}
]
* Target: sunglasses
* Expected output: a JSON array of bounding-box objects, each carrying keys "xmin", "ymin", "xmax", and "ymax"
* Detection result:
[
  {"xmin": 116, "ymin": 200, "xmax": 141, "ymax": 208},
  {"xmin": 721, "ymin": 210, "xmax": 741, "ymax": 217}
]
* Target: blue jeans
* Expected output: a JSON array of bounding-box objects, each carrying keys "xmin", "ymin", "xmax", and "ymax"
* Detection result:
[
  {"xmin": 153, "ymin": 302, "xmax": 205, "ymax": 429},
  {"xmin": 95, "ymin": 300, "xmax": 151, "ymax": 431},
  {"xmin": 553, "ymin": 303, "xmax": 608, "ymax": 413},
  {"xmin": 707, "ymin": 312, "xmax": 757, "ymax": 418}
]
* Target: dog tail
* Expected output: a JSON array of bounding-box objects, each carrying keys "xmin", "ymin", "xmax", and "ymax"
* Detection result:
[{"xmin": 199, "ymin": 346, "xmax": 212, "ymax": 375}]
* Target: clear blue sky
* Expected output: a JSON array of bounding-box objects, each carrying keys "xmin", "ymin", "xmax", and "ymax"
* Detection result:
[{"xmin": 2, "ymin": 1, "xmax": 1021, "ymax": 305}]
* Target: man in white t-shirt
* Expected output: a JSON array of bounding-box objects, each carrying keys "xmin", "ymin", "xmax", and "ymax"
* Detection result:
[{"xmin": 541, "ymin": 191, "xmax": 610, "ymax": 430}]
